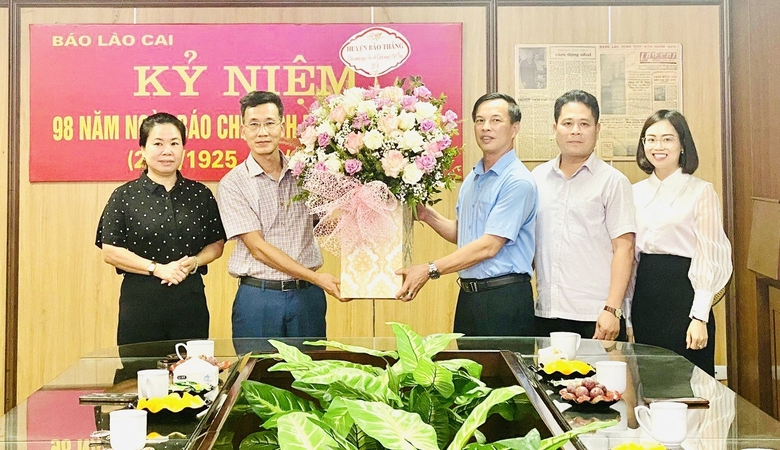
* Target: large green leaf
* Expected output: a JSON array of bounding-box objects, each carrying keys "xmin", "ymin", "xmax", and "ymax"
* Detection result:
[
  {"xmin": 342, "ymin": 398, "xmax": 439, "ymax": 450},
  {"xmin": 420, "ymin": 333, "xmax": 463, "ymax": 358},
  {"xmin": 409, "ymin": 386, "xmax": 453, "ymax": 448},
  {"xmin": 303, "ymin": 340, "xmax": 399, "ymax": 359},
  {"xmin": 446, "ymin": 386, "xmax": 526, "ymax": 450},
  {"xmin": 389, "ymin": 322, "xmax": 426, "ymax": 373},
  {"xmin": 539, "ymin": 419, "xmax": 618, "ymax": 450},
  {"xmin": 241, "ymin": 380, "xmax": 319, "ymax": 420},
  {"xmin": 321, "ymin": 397, "xmax": 355, "ymax": 438},
  {"xmin": 290, "ymin": 380, "xmax": 333, "ymax": 405},
  {"xmin": 268, "ymin": 340, "xmax": 312, "ymax": 363},
  {"xmin": 276, "ymin": 412, "xmax": 340, "ymax": 450},
  {"xmin": 437, "ymin": 359, "xmax": 483, "ymax": 379},
  {"xmin": 299, "ymin": 367, "xmax": 395, "ymax": 403},
  {"xmin": 239, "ymin": 431, "xmax": 280, "ymax": 450},
  {"xmin": 413, "ymin": 358, "xmax": 455, "ymax": 399}
]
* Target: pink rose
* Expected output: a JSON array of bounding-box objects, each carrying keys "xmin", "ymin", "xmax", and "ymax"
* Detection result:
[
  {"xmin": 318, "ymin": 133, "xmax": 332, "ymax": 147},
  {"xmin": 424, "ymin": 141, "xmax": 443, "ymax": 158},
  {"xmin": 415, "ymin": 154, "xmax": 437, "ymax": 173},
  {"xmin": 291, "ymin": 160, "xmax": 305, "ymax": 177},
  {"xmin": 344, "ymin": 159, "xmax": 363, "ymax": 175},
  {"xmin": 328, "ymin": 105, "xmax": 347, "ymax": 125},
  {"xmin": 401, "ymin": 95, "xmax": 417, "ymax": 111},
  {"xmin": 345, "ymin": 132, "xmax": 364, "ymax": 155},
  {"xmin": 437, "ymin": 135, "xmax": 452, "ymax": 151},
  {"xmin": 443, "ymin": 109, "xmax": 458, "ymax": 123},
  {"xmin": 314, "ymin": 161, "xmax": 327, "ymax": 171},
  {"xmin": 352, "ymin": 112, "xmax": 370, "ymax": 130},
  {"xmin": 299, "ymin": 126, "xmax": 318, "ymax": 148},
  {"xmin": 381, "ymin": 150, "xmax": 407, "ymax": 178},
  {"xmin": 378, "ymin": 115, "xmax": 399, "ymax": 134}
]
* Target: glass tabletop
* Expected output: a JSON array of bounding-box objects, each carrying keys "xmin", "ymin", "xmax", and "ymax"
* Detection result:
[{"xmin": 1, "ymin": 337, "xmax": 778, "ymax": 450}]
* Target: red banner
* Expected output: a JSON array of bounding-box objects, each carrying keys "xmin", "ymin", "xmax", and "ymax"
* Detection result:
[{"xmin": 29, "ymin": 24, "xmax": 463, "ymax": 182}]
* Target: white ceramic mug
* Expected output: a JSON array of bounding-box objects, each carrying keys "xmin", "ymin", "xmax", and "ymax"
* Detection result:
[
  {"xmin": 635, "ymin": 401, "xmax": 688, "ymax": 445},
  {"xmin": 175, "ymin": 339, "xmax": 215, "ymax": 360},
  {"xmin": 110, "ymin": 409, "xmax": 147, "ymax": 450},
  {"xmin": 595, "ymin": 360, "xmax": 627, "ymax": 394},
  {"xmin": 137, "ymin": 369, "xmax": 169, "ymax": 398},
  {"xmin": 550, "ymin": 332, "xmax": 581, "ymax": 360}
]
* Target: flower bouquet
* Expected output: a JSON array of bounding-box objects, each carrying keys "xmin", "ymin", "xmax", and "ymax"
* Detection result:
[{"xmin": 291, "ymin": 77, "xmax": 460, "ymax": 298}]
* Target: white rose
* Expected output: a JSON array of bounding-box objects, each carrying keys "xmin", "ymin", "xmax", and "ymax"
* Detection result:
[
  {"xmin": 397, "ymin": 112, "xmax": 416, "ymax": 131},
  {"xmin": 380, "ymin": 86, "xmax": 404, "ymax": 103},
  {"xmin": 324, "ymin": 156, "xmax": 342, "ymax": 174},
  {"xmin": 402, "ymin": 163, "xmax": 424, "ymax": 184},
  {"xmin": 342, "ymin": 88, "xmax": 365, "ymax": 109},
  {"xmin": 363, "ymin": 129, "xmax": 385, "ymax": 150},
  {"xmin": 414, "ymin": 101, "xmax": 438, "ymax": 120},
  {"xmin": 315, "ymin": 121, "xmax": 336, "ymax": 137},
  {"xmin": 357, "ymin": 100, "xmax": 378, "ymax": 117},
  {"xmin": 401, "ymin": 130, "xmax": 425, "ymax": 149}
]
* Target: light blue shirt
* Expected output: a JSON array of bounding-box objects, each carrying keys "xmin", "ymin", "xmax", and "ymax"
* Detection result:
[{"xmin": 456, "ymin": 150, "xmax": 538, "ymax": 279}]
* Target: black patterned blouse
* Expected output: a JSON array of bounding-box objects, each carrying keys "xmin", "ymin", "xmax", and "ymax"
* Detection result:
[{"xmin": 96, "ymin": 170, "xmax": 226, "ymax": 274}]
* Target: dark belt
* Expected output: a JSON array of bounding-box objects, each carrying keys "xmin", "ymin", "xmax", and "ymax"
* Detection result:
[
  {"xmin": 458, "ymin": 273, "xmax": 531, "ymax": 293},
  {"xmin": 240, "ymin": 276, "xmax": 312, "ymax": 291}
]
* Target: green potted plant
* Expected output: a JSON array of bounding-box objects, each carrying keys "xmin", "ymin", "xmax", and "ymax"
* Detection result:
[{"xmin": 222, "ymin": 323, "xmax": 613, "ymax": 449}]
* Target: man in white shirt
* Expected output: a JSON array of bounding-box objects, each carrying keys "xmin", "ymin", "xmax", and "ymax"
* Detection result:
[{"xmin": 532, "ymin": 90, "xmax": 635, "ymax": 341}]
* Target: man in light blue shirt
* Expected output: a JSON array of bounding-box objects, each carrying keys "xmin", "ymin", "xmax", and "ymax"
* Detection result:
[{"xmin": 396, "ymin": 93, "xmax": 538, "ymax": 336}]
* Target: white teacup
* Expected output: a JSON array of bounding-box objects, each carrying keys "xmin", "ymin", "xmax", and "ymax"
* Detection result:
[
  {"xmin": 175, "ymin": 339, "xmax": 215, "ymax": 360},
  {"xmin": 595, "ymin": 360, "xmax": 627, "ymax": 394},
  {"xmin": 137, "ymin": 369, "xmax": 169, "ymax": 399},
  {"xmin": 550, "ymin": 332, "xmax": 581, "ymax": 360},
  {"xmin": 110, "ymin": 409, "xmax": 147, "ymax": 450},
  {"xmin": 635, "ymin": 401, "xmax": 688, "ymax": 445}
]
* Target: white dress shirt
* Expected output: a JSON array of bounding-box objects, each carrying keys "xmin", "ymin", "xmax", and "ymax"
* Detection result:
[
  {"xmin": 533, "ymin": 152, "xmax": 636, "ymax": 321},
  {"xmin": 630, "ymin": 168, "xmax": 733, "ymax": 322}
]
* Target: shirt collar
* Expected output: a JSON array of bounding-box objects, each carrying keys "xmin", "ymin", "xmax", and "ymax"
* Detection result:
[
  {"xmin": 246, "ymin": 151, "xmax": 290, "ymax": 178},
  {"xmin": 648, "ymin": 167, "xmax": 686, "ymax": 189},
  {"xmin": 474, "ymin": 150, "xmax": 517, "ymax": 176},
  {"xmin": 140, "ymin": 169, "xmax": 183, "ymax": 193},
  {"xmin": 550, "ymin": 151, "xmax": 599, "ymax": 177}
]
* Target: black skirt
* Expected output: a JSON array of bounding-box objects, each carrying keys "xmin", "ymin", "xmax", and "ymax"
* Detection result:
[{"xmin": 631, "ymin": 253, "xmax": 716, "ymax": 376}]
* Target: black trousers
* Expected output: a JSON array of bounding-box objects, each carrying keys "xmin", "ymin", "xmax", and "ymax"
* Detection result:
[
  {"xmin": 453, "ymin": 278, "xmax": 535, "ymax": 337},
  {"xmin": 632, "ymin": 253, "xmax": 716, "ymax": 376},
  {"xmin": 535, "ymin": 316, "xmax": 628, "ymax": 341},
  {"xmin": 117, "ymin": 273, "xmax": 210, "ymax": 345}
]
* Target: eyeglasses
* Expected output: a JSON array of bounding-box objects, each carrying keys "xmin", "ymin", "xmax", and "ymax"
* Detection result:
[
  {"xmin": 244, "ymin": 120, "xmax": 282, "ymax": 133},
  {"xmin": 642, "ymin": 136, "xmax": 678, "ymax": 148}
]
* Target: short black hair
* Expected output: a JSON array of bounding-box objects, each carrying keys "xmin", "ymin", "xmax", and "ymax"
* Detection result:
[
  {"xmin": 471, "ymin": 93, "xmax": 522, "ymax": 123},
  {"xmin": 139, "ymin": 113, "xmax": 186, "ymax": 147},
  {"xmin": 636, "ymin": 109, "xmax": 699, "ymax": 175},
  {"xmin": 554, "ymin": 90, "xmax": 600, "ymax": 123},
  {"xmin": 239, "ymin": 91, "xmax": 284, "ymax": 121}
]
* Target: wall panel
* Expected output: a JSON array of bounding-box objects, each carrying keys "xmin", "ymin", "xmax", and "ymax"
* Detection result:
[{"xmin": 1, "ymin": 5, "xmax": 10, "ymax": 406}]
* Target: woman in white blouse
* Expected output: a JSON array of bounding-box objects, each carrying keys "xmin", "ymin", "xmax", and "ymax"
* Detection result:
[{"xmin": 630, "ymin": 110, "xmax": 732, "ymax": 376}]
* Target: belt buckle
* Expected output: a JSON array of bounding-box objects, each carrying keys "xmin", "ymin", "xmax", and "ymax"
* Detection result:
[
  {"xmin": 468, "ymin": 281, "xmax": 479, "ymax": 293},
  {"xmin": 280, "ymin": 280, "xmax": 292, "ymax": 291}
]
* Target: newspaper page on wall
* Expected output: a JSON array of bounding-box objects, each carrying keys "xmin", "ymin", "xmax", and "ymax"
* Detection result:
[{"xmin": 514, "ymin": 44, "xmax": 682, "ymax": 161}]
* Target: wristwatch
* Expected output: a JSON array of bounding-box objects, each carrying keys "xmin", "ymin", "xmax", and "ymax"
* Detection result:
[
  {"xmin": 603, "ymin": 305, "xmax": 623, "ymax": 319},
  {"xmin": 147, "ymin": 261, "xmax": 157, "ymax": 276},
  {"xmin": 428, "ymin": 262, "xmax": 441, "ymax": 280}
]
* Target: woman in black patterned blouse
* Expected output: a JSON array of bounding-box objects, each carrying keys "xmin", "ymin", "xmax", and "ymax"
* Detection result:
[{"xmin": 96, "ymin": 113, "xmax": 226, "ymax": 345}]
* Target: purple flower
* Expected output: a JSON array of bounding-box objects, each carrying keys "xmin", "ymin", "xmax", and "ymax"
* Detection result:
[
  {"xmin": 314, "ymin": 161, "xmax": 327, "ymax": 171},
  {"xmin": 443, "ymin": 110, "xmax": 458, "ymax": 123},
  {"xmin": 318, "ymin": 133, "xmax": 332, "ymax": 147},
  {"xmin": 345, "ymin": 159, "xmax": 363, "ymax": 175},
  {"xmin": 352, "ymin": 112, "xmax": 370, "ymax": 129},
  {"xmin": 437, "ymin": 135, "xmax": 452, "ymax": 150},
  {"xmin": 401, "ymin": 95, "xmax": 418, "ymax": 111},
  {"xmin": 413, "ymin": 86, "xmax": 432, "ymax": 99},
  {"xmin": 415, "ymin": 154, "xmax": 437, "ymax": 173},
  {"xmin": 419, "ymin": 118, "xmax": 436, "ymax": 132},
  {"xmin": 301, "ymin": 115, "xmax": 316, "ymax": 128},
  {"xmin": 309, "ymin": 101, "xmax": 320, "ymax": 112}
]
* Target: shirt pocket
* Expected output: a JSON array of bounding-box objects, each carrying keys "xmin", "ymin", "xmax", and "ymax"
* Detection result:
[{"xmin": 565, "ymin": 200, "xmax": 605, "ymax": 238}]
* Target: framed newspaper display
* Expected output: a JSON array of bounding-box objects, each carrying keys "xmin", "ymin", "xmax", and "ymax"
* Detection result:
[{"xmin": 515, "ymin": 44, "xmax": 682, "ymax": 162}]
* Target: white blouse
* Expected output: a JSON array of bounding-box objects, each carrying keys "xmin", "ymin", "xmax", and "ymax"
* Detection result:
[{"xmin": 628, "ymin": 168, "xmax": 732, "ymax": 323}]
